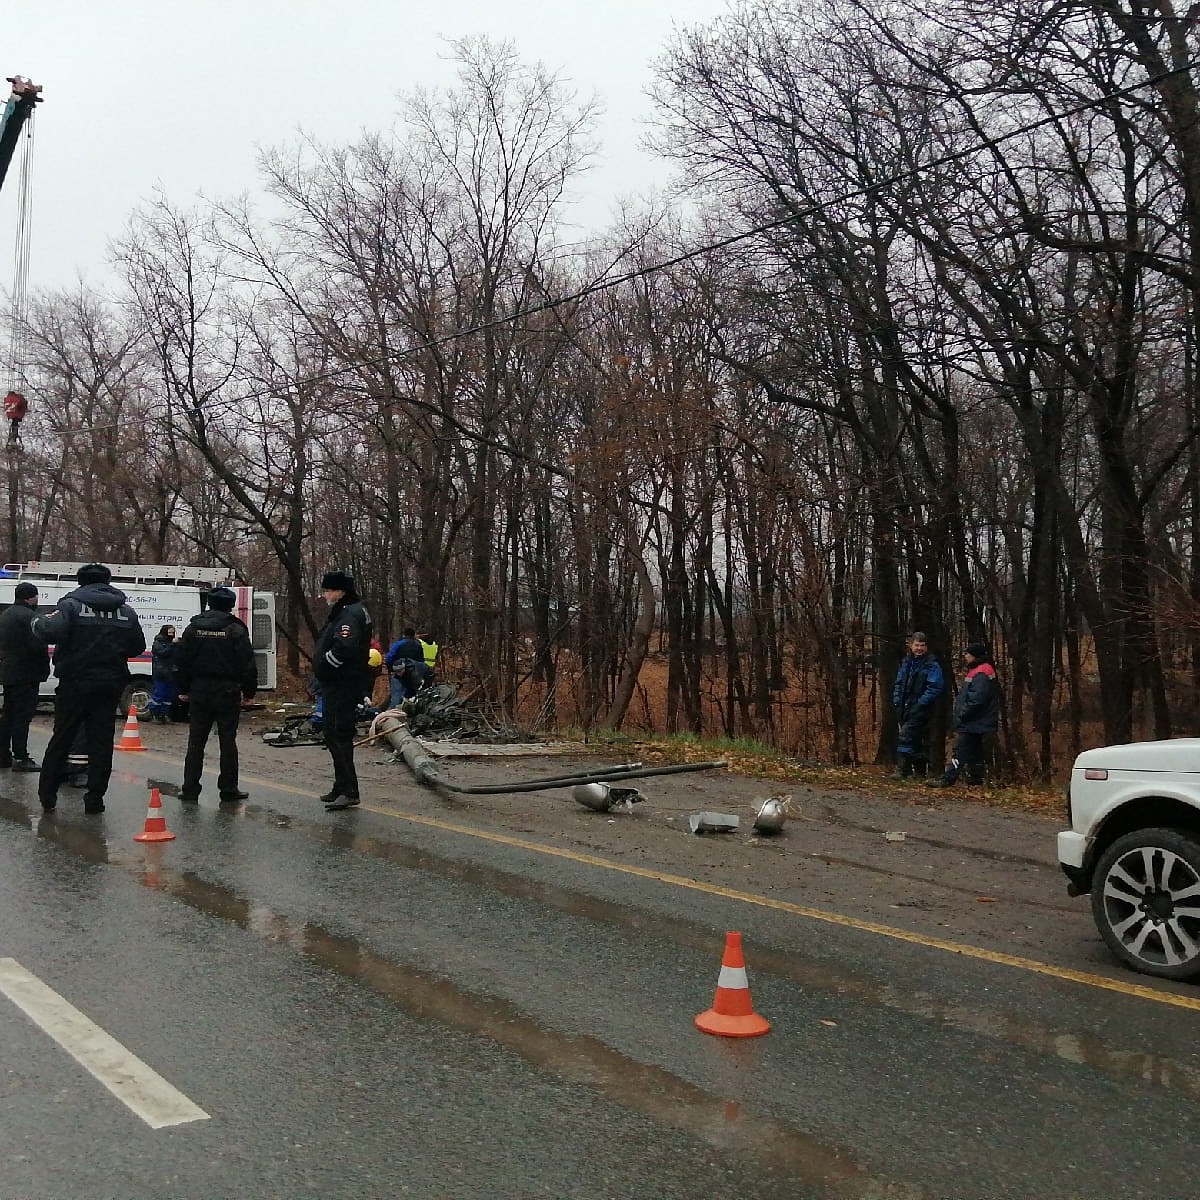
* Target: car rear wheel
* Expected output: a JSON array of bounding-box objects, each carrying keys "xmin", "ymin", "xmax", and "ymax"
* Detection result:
[{"xmin": 1091, "ymin": 827, "xmax": 1200, "ymax": 981}]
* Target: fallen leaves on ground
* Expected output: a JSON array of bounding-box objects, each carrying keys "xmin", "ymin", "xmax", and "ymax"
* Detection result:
[{"xmin": 615, "ymin": 736, "xmax": 1065, "ymax": 816}]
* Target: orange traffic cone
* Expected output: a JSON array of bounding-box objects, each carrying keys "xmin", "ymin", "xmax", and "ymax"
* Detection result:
[
  {"xmin": 115, "ymin": 706, "xmax": 148, "ymax": 752},
  {"xmin": 134, "ymin": 787, "xmax": 176, "ymax": 843},
  {"xmin": 695, "ymin": 931, "xmax": 770, "ymax": 1038}
]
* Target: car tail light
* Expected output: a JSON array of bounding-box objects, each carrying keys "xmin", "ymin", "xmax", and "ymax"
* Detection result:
[{"xmin": 1084, "ymin": 768, "xmax": 1109, "ymax": 780}]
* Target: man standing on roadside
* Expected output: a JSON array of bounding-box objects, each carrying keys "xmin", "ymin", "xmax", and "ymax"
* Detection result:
[
  {"xmin": 890, "ymin": 631, "xmax": 944, "ymax": 781},
  {"xmin": 0, "ymin": 582, "xmax": 50, "ymax": 771},
  {"xmin": 33, "ymin": 563, "xmax": 145, "ymax": 814},
  {"xmin": 927, "ymin": 642, "xmax": 1000, "ymax": 788},
  {"xmin": 176, "ymin": 586, "xmax": 259, "ymax": 805},
  {"xmin": 313, "ymin": 569, "xmax": 372, "ymax": 811}
]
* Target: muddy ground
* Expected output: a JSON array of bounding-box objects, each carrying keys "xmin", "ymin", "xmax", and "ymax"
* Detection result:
[{"xmin": 80, "ymin": 703, "xmax": 1114, "ymax": 984}]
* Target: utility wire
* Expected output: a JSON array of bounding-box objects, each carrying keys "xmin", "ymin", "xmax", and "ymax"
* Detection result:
[{"xmin": 41, "ymin": 53, "xmax": 1200, "ymax": 440}]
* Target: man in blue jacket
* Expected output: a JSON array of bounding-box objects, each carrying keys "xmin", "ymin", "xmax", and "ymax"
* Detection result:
[
  {"xmin": 891, "ymin": 631, "xmax": 944, "ymax": 780},
  {"xmin": 33, "ymin": 563, "xmax": 145, "ymax": 813},
  {"xmin": 927, "ymin": 642, "xmax": 1000, "ymax": 788},
  {"xmin": 384, "ymin": 626, "xmax": 428, "ymax": 707}
]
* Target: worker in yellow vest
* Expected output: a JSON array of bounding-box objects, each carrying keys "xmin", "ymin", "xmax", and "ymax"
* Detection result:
[{"xmin": 418, "ymin": 633, "xmax": 439, "ymax": 681}]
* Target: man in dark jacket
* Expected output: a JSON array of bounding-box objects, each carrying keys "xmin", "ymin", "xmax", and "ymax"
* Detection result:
[
  {"xmin": 890, "ymin": 631, "xmax": 945, "ymax": 780},
  {"xmin": 33, "ymin": 563, "xmax": 146, "ymax": 813},
  {"xmin": 0, "ymin": 581, "xmax": 51, "ymax": 771},
  {"xmin": 928, "ymin": 642, "xmax": 1000, "ymax": 788},
  {"xmin": 313, "ymin": 569, "xmax": 372, "ymax": 811},
  {"xmin": 176, "ymin": 587, "xmax": 258, "ymax": 804},
  {"xmin": 146, "ymin": 625, "xmax": 180, "ymax": 723}
]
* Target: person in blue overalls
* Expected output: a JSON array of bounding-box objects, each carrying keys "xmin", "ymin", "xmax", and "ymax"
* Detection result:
[{"xmin": 891, "ymin": 631, "xmax": 944, "ymax": 780}]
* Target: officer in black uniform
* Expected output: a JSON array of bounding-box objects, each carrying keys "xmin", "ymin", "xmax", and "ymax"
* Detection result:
[
  {"xmin": 33, "ymin": 563, "xmax": 146, "ymax": 814},
  {"xmin": 176, "ymin": 586, "xmax": 259, "ymax": 804},
  {"xmin": 0, "ymin": 581, "xmax": 51, "ymax": 771},
  {"xmin": 313, "ymin": 569, "xmax": 372, "ymax": 810}
]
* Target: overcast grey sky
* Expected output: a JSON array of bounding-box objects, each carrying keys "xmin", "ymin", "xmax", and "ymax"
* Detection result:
[{"xmin": 3, "ymin": 0, "xmax": 730, "ymax": 292}]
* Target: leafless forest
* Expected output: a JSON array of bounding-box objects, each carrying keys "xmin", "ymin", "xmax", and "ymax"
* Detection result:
[{"xmin": 4, "ymin": 1, "xmax": 1200, "ymax": 778}]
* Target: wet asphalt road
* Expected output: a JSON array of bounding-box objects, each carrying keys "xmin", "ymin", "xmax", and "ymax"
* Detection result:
[{"xmin": 2, "ymin": 735, "xmax": 1199, "ymax": 1199}]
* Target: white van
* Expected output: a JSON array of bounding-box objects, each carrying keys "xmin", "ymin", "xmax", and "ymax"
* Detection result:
[{"xmin": 0, "ymin": 561, "xmax": 278, "ymax": 701}]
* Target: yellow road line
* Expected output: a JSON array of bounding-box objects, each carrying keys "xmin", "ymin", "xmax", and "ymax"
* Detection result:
[{"xmin": 243, "ymin": 771, "xmax": 1200, "ymax": 1013}]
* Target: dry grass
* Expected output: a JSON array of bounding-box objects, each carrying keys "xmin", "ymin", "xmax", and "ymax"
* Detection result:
[{"xmin": 575, "ymin": 728, "xmax": 1067, "ymax": 818}]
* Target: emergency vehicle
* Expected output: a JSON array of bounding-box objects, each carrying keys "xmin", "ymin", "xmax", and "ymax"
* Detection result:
[{"xmin": 0, "ymin": 561, "xmax": 278, "ymax": 702}]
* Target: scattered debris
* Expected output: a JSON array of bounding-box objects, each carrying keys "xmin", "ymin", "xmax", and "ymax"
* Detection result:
[
  {"xmin": 400, "ymin": 683, "xmax": 525, "ymax": 742},
  {"xmin": 752, "ymin": 793, "xmax": 792, "ymax": 835},
  {"xmin": 572, "ymin": 783, "xmax": 646, "ymax": 813},
  {"xmin": 689, "ymin": 811, "xmax": 740, "ymax": 834},
  {"xmin": 261, "ymin": 702, "xmax": 378, "ymax": 748},
  {"xmin": 607, "ymin": 787, "xmax": 645, "ymax": 813},
  {"xmin": 263, "ymin": 683, "xmax": 528, "ymax": 749}
]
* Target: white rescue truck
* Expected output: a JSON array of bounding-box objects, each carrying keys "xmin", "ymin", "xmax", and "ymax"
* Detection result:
[{"xmin": 0, "ymin": 561, "xmax": 278, "ymax": 703}]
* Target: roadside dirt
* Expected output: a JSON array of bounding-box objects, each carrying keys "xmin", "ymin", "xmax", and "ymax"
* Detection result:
[{"xmin": 183, "ymin": 707, "xmax": 1098, "ymax": 976}]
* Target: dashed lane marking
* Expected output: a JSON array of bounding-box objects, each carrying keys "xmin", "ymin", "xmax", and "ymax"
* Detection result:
[{"xmin": 0, "ymin": 957, "xmax": 209, "ymax": 1128}]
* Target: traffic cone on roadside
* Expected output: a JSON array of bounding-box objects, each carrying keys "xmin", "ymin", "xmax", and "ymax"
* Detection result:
[
  {"xmin": 114, "ymin": 706, "xmax": 147, "ymax": 752},
  {"xmin": 695, "ymin": 931, "xmax": 770, "ymax": 1038},
  {"xmin": 133, "ymin": 787, "xmax": 176, "ymax": 843}
]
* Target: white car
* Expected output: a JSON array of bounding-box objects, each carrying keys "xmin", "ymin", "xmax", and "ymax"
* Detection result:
[{"xmin": 1059, "ymin": 738, "xmax": 1200, "ymax": 980}]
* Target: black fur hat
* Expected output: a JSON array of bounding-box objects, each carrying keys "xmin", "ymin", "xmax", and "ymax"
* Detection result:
[
  {"xmin": 76, "ymin": 563, "xmax": 111, "ymax": 585},
  {"xmin": 320, "ymin": 569, "xmax": 355, "ymax": 592}
]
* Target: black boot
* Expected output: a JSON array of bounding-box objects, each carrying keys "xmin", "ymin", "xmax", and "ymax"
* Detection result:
[{"xmin": 890, "ymin": 754, "xmax": 912, "ymax": 781}]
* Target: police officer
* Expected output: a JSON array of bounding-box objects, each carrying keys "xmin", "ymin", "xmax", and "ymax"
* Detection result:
[
  {"xmin": 33, "ymin": 563, "xmax": 146, "ymax": 814},
  {"xmin": 314, "ymin": 569, "xmax": 372, "ymax": 810},
  {"xmin": 176, "ymin": 586, "xmax": 258, "ymax": 804},
  {"xmin": 0, "ymin": 581, "xmax": 51, "ymax": 771}
]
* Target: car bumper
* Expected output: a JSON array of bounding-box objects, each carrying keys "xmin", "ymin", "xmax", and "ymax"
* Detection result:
[
  {"xmin": 1057, "ymin": 829, "xmax": 1087, "ymax": 869},
  {"xmin": 1057, "ymin": 830, "xmax": 1090, "ymax": 894}
]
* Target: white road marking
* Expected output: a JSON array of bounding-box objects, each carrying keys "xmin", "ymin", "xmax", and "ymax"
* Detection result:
[{"xmin": 0, "ymin": 957, "xmax": 209, "ymax": 1128}]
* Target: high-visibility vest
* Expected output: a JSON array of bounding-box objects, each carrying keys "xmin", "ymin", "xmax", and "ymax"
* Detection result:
[{"xmin": 419, "ymin": 638, "xmax": 438, "ymax": 668}]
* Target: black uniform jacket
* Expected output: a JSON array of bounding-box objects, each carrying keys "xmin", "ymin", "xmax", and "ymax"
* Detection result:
[
  {"xmin": 33, "ymin": 583, "xmax": 146, "ymax": 686},
  {"xmin": 176, "ymin": 611, "xmax": 259, "ymax": 699},
  {"xmin": 313, "ymin": 596, "xmax": 372, "ymax": 690},
  {"xmin": 0, "ymin": 600, "xmax": 50, "ymax": 685}
]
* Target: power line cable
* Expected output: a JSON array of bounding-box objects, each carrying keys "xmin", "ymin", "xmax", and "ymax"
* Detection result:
[{"xmin": 42, "ymin": 52, "xmax": 1200, "ymax": 441}]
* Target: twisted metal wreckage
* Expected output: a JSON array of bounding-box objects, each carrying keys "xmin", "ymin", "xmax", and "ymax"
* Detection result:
[{"xmin": 261, "ymin": 683, "xmax": 728, "ymax": 808}]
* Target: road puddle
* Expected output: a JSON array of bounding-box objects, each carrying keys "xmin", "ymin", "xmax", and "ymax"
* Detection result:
[
  {"xmin": 0, "ymin": 793, "xmax": 917, "ymax": 1198},
  {"xmin": 5, "ymin": 790, "xmax": 1200, "ymax": 1158}
]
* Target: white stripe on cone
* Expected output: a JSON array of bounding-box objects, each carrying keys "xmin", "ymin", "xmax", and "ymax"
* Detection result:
[{"xmin": 717, "ymin": 965, "xmax": 749, "ymax": 989}]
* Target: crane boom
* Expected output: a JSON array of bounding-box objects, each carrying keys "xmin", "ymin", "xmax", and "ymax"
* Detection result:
[{"xmin": 0, "ymin": 76, "xmax": 41, "ymax": 194}]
